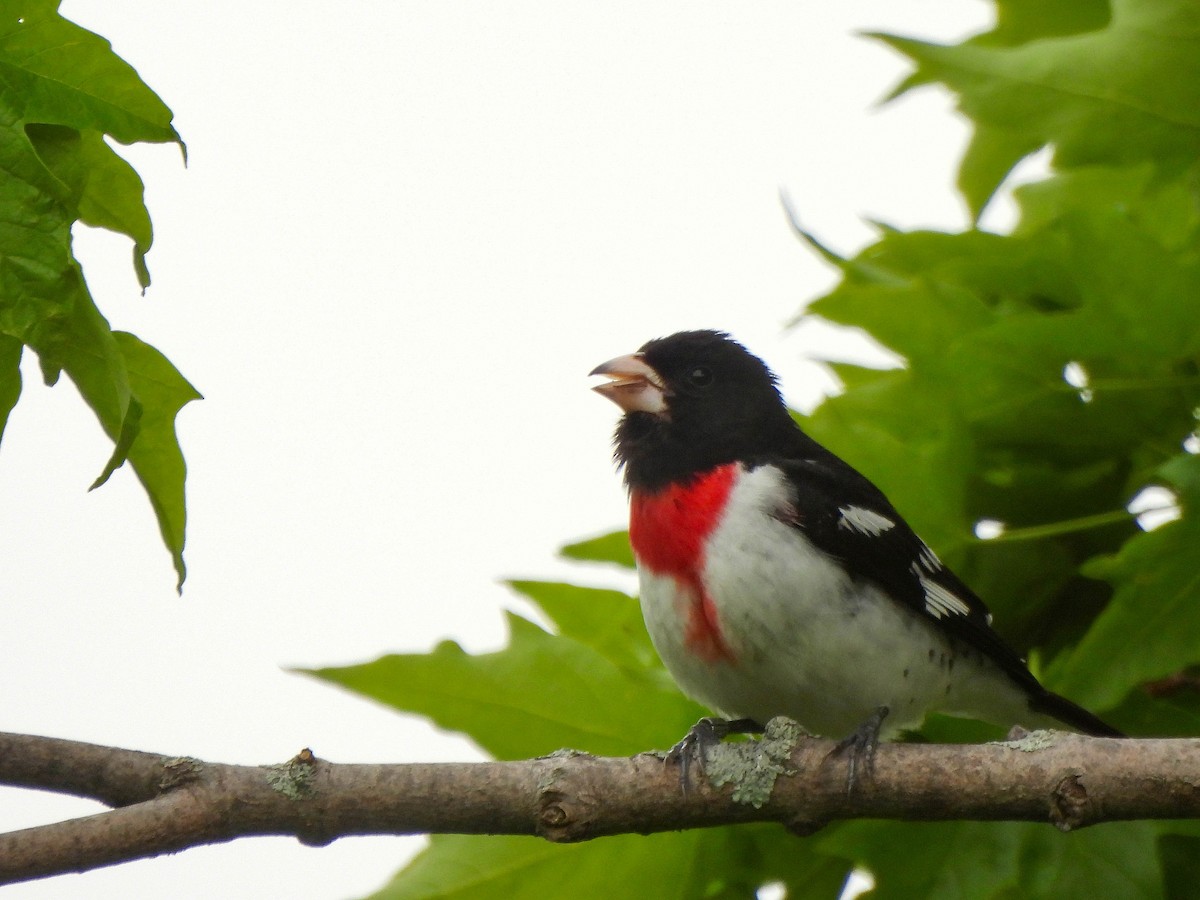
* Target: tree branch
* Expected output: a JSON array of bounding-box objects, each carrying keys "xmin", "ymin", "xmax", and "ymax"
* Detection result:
[{"xmin": 2, "ymin": 723, "xmax": 1199, "ymax": 886}]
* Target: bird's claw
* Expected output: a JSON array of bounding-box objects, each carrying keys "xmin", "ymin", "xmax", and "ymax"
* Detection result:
[
  {"xmin": 666, "ymin": 717, "xmax": 765, "ymax": 794},
  {"xmin": 827, "ymin": 706, "xmax": 889, "ymax": 794}
]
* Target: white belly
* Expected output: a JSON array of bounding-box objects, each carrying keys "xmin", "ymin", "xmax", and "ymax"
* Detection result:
[{"xmin": 637, "ymin": 465, "xmax": 1030, "ymax": 737}]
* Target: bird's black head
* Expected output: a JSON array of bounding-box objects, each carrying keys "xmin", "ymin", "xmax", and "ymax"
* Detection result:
[{"xmin": 591, "ymin": 330, "xmax": 804, "ymax": 490}]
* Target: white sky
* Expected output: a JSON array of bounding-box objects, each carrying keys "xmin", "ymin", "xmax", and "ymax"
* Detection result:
[{"xmin": 1, "ymin": 2, "xmax": 996, "ymax": 897}]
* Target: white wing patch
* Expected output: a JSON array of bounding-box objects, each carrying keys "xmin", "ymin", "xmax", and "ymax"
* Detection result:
[
  {"xmin": 837, "ymin": 505, "xmax": 896, "ymax": 537},
  {"xmin": 908, "ymin": 548, "xmax": 971, "ymax": 620},
  {"xmin": 917, "ymin": 575, "xmax": 973, "ymax": 620}
]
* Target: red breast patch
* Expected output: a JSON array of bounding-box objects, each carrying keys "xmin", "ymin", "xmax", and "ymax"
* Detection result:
[{"xmin": 630, "ymin": 463, "xmax": 738, "ymax": 664}]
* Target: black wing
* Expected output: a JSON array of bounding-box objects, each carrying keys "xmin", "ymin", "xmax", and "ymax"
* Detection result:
[
  {"xmin": 768, "ymin": 454, "xmax": 1121, "ymax": 736},
  {"xmin": 769, "ymin": 455, "xmax": 1042, "ymax": 694}
]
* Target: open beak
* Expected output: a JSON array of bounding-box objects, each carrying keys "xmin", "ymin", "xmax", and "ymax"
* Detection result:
[{"xmin": 589, "ymin": 353, "xmax": 668, "ymax": 415}]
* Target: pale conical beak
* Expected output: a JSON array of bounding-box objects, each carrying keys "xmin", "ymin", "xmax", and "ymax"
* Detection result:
[{"xmin": 589, "ymin": 353, "xmax": 668, "ymax": 415}]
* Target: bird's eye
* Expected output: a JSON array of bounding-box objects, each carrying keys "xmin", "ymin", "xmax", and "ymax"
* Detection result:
[{"xmin": 687, "ymin": 366, "xmax": 714, "ymax": 388}]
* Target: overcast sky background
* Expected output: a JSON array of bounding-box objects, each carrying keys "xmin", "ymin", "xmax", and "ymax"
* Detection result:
[{"xmin": 1, "ymin": 2, "xmax": 1001, "ymax": 897}]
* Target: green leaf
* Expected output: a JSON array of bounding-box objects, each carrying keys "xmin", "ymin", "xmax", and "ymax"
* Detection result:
[
  {"xmin": 1106, "ymin": 686, "xmax": 1200, "ymax": 741},
  {"xmin": 1049, "ymin": 454, "xmax": 1200, "ymax": 709},
  {"xmin": 983, "ymin": 0, "xmax": 1111, "ymax": 47},
  {"xmin": 369, "ymin": 828, "xmax": 849, "ymax": 900},
  {"xmin": 26, "ymin": 124, "xmax": 153, "ymax": 288},
  {"xmin": 1015, "ymin": 822, "xmax": 1162, "ymax": 899},
  {"xmin": 800, "ymin": 188, "xmax": 1200, "ymax": 656},
  {"xmin": 1159, "ymin": 833, "xmax": 1200, "ymax": 900},
  {"xmin": 114, "ymin": 332, "xmax": 201, "ymax": 591},
  {"xmin": 307, "ymin": 612, "xmax": 705, "ymax": 759},
  {"xmin": 0, "ymin": 333, "xmax": 21, "ymax": 445},
  {"xmin": 820, "ymin": 821, "xmax": 1022, "ymax": 899},
  {"xmin": 559, "ymin": 530, "xmax": 635, "ymax": 569},
  {"xmin": 1012, "ymin": 164, "xmax": 1200, "ymax": 253},
  {"xmin": 506, "ymin": 580, "xmax": 660, "ymax": 672},
  {"xmin": 822, "ymin": 821, "xmax": 1161, "ymax": 899},
  {"xmin": 876, "ymin": 0, "xmax": 1200, "ymax": 209},
  {"xmin": 88, "ymin": 393, "xmax": 141, "ymax": 491},
  {"xmin": 0, "ymin": 2, "xmax": 180, "ymax": 146},
  {"xmin": 35, "ymin": 272, "xmax": 133, "ymax": 445},
  {"xmin": 0, "ymin": 3, "xmax": 193, "ymax": 583},
  {"xmin": 34, "ymin": 288, "xmax": 198, "ymax": 590},
  {"xmin": 956, "ymin": 122, "xmax": 1042, "ymax": 220}
]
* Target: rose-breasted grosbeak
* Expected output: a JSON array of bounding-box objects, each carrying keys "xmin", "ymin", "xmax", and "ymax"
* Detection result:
[{"xmin": 591, "ymin": 330, "xmax": 1119, "ymax": 742}]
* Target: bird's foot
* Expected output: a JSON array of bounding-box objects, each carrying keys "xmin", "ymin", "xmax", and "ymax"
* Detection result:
[
  {"xmin": 666, "ymin": 716, "xmax": 765, "ymax": 794},
  {"xmin": 827, "ymin": 706, "xmax": 889, "ymax": 794}
]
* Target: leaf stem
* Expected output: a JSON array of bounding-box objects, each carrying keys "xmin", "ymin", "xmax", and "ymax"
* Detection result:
[
  {"xmin": 981, "ymin": 508, "xmax": 1137, "ymax": 543},
  {"xmin": 1056, "ymin": 376, "xmax": 1200, "ymax": 393}
]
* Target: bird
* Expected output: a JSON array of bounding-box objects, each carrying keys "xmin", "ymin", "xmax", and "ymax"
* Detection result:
[{"xmin": 589, "ymin": 329, "xmax": 1121, "ymax": 755}]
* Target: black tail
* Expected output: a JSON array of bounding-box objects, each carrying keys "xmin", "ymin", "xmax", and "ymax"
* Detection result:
[{"xmin": 1031, "ymin": 690, "xmax": 1124, "ymax": 738}]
